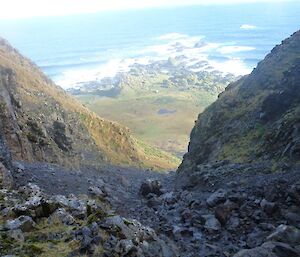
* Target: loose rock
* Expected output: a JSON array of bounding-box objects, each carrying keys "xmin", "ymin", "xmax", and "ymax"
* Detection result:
[
  {"xmin": 206, "ymin": 189, "xmax": 227, "ymax": 207},
  {"xmin": 5, "ymin": 215, "xmax": 36, "ymax": 232}
]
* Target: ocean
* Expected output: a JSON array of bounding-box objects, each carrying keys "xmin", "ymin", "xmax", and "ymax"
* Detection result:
[{"xmin": 0, "ymin": 2, "xmax": 299, "ymax": 89}]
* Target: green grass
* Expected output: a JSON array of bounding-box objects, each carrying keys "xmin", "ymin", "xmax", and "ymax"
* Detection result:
[
  {"xmin": 76, "ymin": 84, "xmax": 217, "ymax": 157},
  {"xmin": 70, "ymin": 68, "xmax": 231, "ymax": 166}
]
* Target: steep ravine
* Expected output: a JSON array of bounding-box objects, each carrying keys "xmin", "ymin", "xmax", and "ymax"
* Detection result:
[{"xmin": 1, "ymin": 32, "xmax": 300, "ymax": 257}]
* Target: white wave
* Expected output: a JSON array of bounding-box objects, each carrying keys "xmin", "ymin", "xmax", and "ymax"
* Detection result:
[
  {"xmin": 240, "ymin": 24, "xmax": 257, "ymax": 30},
  {"xmin": 218, "ymin": 46, "xmax": 255, "ymax": 54},
  {"xmin": 208, "ymin": 58, "xmax": 252, "ymax": 76},
  {"xmin": 55, "ymin": 57, "xmax": 155, "ymax": 89},
  {"xmin": 138, "ymin": 38, "xmax": 218, "ymax": 60}
]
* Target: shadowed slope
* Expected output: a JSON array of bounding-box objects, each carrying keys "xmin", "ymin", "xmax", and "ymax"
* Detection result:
[{"xmin": 179, "ymin": 30, "xmax": 300, "ymax": 174}]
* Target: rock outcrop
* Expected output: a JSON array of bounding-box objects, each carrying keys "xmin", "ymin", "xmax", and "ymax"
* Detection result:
[
  {"xmin": 0, "ymin": 120, "xmax": 13, "ymax": 189},
  {"xmin": 172, "ymin": 30, "xmax": 300, "ymax": 257},
  {"xmin": 0, "ymin": 162, "xmax": 13, "ymax": 189},
  {"xmin": 178, "ymin": 30, "xmax": 300, "ymax": 177},
  {"xmin": 0, "ymin": 182, "xmax": 177, "ymax": 256}
]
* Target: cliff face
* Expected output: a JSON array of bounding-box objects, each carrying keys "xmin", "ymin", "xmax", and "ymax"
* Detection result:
[
  {"xmin": 178, "ymin": 31, "xmax": 300, "ymax": 175},
  {"xmin": 0, "ymin": 38, "xmax": 179, "ymax": 170},
  {"xmin": 0, "ymin": 105, "xmax": 13, "ymax": 188}
]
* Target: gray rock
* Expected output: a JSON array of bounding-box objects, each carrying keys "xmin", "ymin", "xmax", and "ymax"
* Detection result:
[
  {"xmin": 119, "ymin": 175, "xmax": 130, "ymax": 187},
  {"xmin": 48, "ymin": 208, "xmax": 75, "ymax": 225},
  {"xmin": 82, "ymin": 226, "xmax": 92, "ymax": 238},
  {"xmin": 172, "ymin": 226, "xmax": 193, "ymax": 238},
  {"xmin": 267, "ymin": 225, "xmax": 300, "ymax": 245},
  {"xmin": 140, "ymin": 179, "xmax": 163, "ymax": 198},
  {"xmin": 90, "ymin": 222, "xmax": 99, "ymax": 236},
  {"xmin": 260, "ymin": 199, "xmax": 277, "ymax": 215},
  {"xmin": 115, "ymin": 239, "xmax": 136, "ymax": 255},
  {"xmin": 246, "ymin": 228, "xmax": 265, "ymax": 248},
  {"xmin": 6, "ymin": 216, "xmax": 36, "ymax": 232},
  {"xmin": 206, "ymin": 189, "xmax": 227, "ymax": 207},
  {"xmin": 18, "ymin": 183, "xmax": 42, "ymax": 197},
  {"xmin": 13, "ymin": 196, "xmax": 58, "ymax": 218},
  {"xmin": 215, "ymin": 203, "xmax": 232, "ymax": 225},
  {"xmin": 259, "ymin": 223, "xmax": 275, "ymax": 231},
  {"xmin": 13, "ymin": 196, "xmax": 42, "ymax": 216},
  {"xmin": 160, "ymin": 192, "xmax": 176, "ymax": 204},
  {"xmin": 104, "ymin": 215, "xmax": 177, "ymax": 257},
  {"xmin": 181, "ymin": 209, "xmax": 192, "ymax": 223},
  {"xmin": 0, "ymin": 162, "xmax": 13, "ymax": 189},
  {"xmin": 80, "ymin": 235, "xmax": 93, "ymax": 252},
  {"xmin": 229, "ymin": 192, "xmax": 247, "ymax": 204},
  {"xmin": 227, "ymin": 216, "xmax": 240, "ymax": 231},
  {"xmin": 92, "ymin": 235, "xmax": 103, "ymax": 245},
  {"xmin": 52, "ymin": 195, "xmax": 87, "ymax": 218},
  {"xmin": 252, "ymin": 209, "xmax": 266, "ymax": 222},
  {"xmin": 147, "ymin": 197, "xmax": 161, "ymax": 209},
  {"xmin": 233, "ymin": 241, "xmax": 300, "ymax": 257},
  {"xmin": 202, "ymin": 214, "xmax": 221, "ymax": 232},
  {"xmin": 105, "ymin": 215, "xmax": 156, "ymax": 241},
  {"xmin": 287, "ymin": 185, "xmax": 300, "ymax": 202},
  {"xmin": 35, "ymin": 199, "xmax": 59, "ymax": 217},
  {"xmin": 285, "ymin": 212, "xmax": 300, "ymax": 228},
  {"xmin": 88, "ymin": 186, "xmax": 106, "ymax": 198},
  {"xmin": 7, "ymin": 229, "xmax": 24, "ymax": 242},
  {"xmin": 13, "ymin": 161, "xmax": 25, "ymax": 171}
]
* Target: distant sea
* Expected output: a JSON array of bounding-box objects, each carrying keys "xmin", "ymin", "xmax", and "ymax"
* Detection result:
[{"xmin": 0, "ymin": 2, "xmax": 299, "ymax": 89}]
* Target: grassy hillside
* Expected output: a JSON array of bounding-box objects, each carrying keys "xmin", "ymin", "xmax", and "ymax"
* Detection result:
[{"xmin": 0, "ymin": 38, "xmax": 179, "ymax": 170}]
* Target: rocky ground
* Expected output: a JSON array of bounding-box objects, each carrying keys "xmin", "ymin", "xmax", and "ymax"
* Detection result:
[
  {"xmin": 0, "ymin": 161, "xmax": 178, "ymax": 257},
  {"xmin": 0, "ymin": 160, "xmax": 300, "ymax": 256}
]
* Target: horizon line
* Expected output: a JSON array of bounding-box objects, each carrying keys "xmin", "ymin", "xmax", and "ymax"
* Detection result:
[{"xmin": 0, "ymin": 0, "xmax": 298, "ymax": 21}]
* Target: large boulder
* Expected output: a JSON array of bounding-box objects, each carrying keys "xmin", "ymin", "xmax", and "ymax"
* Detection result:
[
  {"xmin": 51, "ymin": 194, "xmax": 87, "ymax": 218},
  {"xmin": 13, "ymin": 184, "xmax": 59, "ymax": 218},
  {"xmin": 103, "ymin": 215, "xmax": 178, "ymax": 257},
  {"xmin": 206, "ymin": 189, "xmax": 227, "ymax": 207},
  {"xmin": 140, "ymin": 179, "xmax": 163, "ymax": 198},
  {"xmin": 5, "ymin": 215, "xmax": 36, "ymax": 232},
  {"xmin": 48, "ymin": 208, "xmax": 75, "ymax": 225},
  {"xmin": 104, "ymin": 215, "xmax": 156, "ymax": 241}
]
